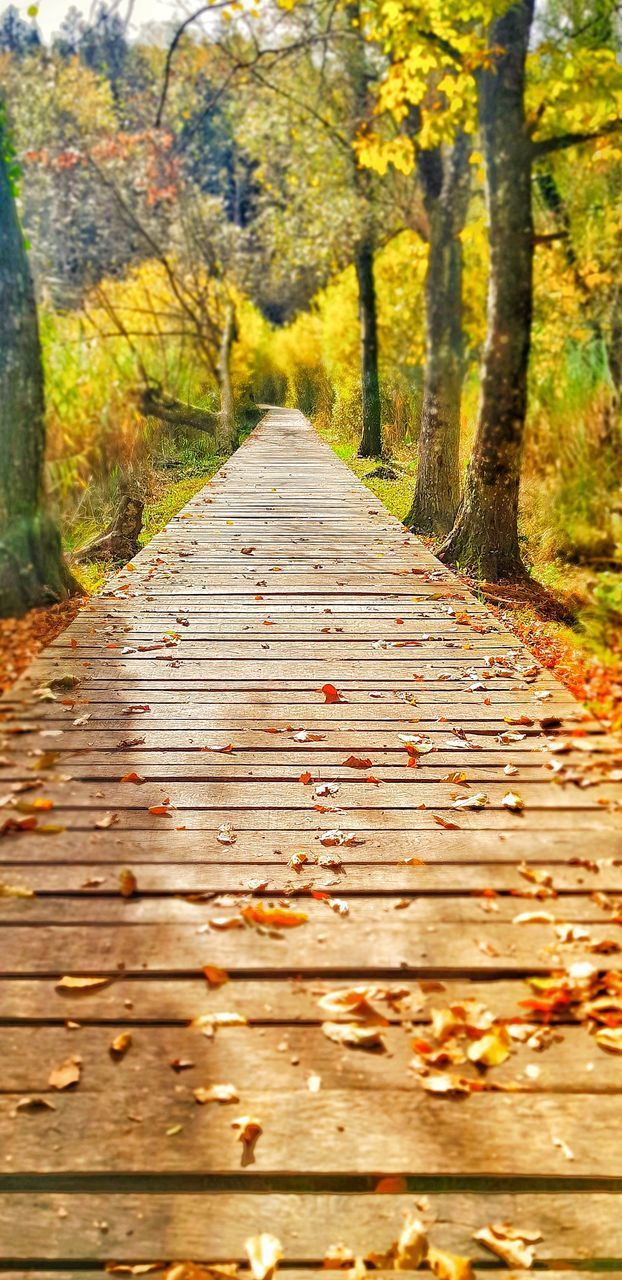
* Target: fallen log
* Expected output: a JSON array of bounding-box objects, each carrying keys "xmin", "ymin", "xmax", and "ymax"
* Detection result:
[{"xmin": 140, "ymin": 386, "xmax": 218, "ymax": 434}]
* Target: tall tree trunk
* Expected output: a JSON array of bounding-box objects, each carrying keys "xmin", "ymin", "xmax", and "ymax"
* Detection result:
[
  {"xmin": 0, "ymin": 121, "xmax": 78, "ymax": 617},
  {"xmin": 345, "ymin": 0, "xmax": 382, "ymax": 459},
  {"xmin": 440, "ymin": 0, "xmax": 535, "ymax": 581},
  {"xmin": 355, "ymin": 233, "xmax": 382, "ymax": 456},
  {"xmin": 406, "ymin": 132, "xmax": 471, "ymax": 534},
  {"xmin": 216, "ymin": 298, "xmax": 237, "ymax": 447}
]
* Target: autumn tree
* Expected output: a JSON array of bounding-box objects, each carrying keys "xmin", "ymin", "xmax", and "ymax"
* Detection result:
[
  {"xmin": 373, "ymin": 0, "xmax": 622, "ymax": 578},
  {"xmin": 0, "ymin": 109, "xmax": 77, "ymax": 616}
]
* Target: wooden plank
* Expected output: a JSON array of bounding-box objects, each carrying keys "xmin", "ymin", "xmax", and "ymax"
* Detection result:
[
  {"xmin": 1, "ymin": 1089, "xmax": 620, "ymax": 1175},
  {"xmin": 4, "ymin": 827, "xmax": 620, "ymax": 863},
  {"xmin": 1, "ymin": 406, "xmax": 621, "ymax": 1266},
  {"xmin": 1, "ymin": 892, "xmax": 620, "ymax": 924},
  {"xmin": 1, "ymin": 1024, "xmax": 620, "ymax": 1094},
  {"xmin": 3, "ymin": 918, "xmax": 621, "ymax": 973},
  {"xmin": 4, "ymin": 860, "xmax": 622, "ymax": 892},
  {"xmin": 0, "ymin": 975, "xmax": 585, "ymax": 1023}
]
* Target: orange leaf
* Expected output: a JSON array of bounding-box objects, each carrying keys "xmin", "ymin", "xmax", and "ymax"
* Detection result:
[
  {"xmin": 321, "ymin": 683, "xmax": 346, "ymax": 704},
  {"xmin": 433, "ymin": 815, "xmax": 460, "ymax": 830},
  {"xmin": 375, "ymin": 1176, "xmax": 408, "ymax": 1193},
  {"xmin": 341, "ymin": 756, "xmax": 372, "ymax": 769},
  {"xmin": 121, "ymin": 772, "xmax": 145, "ymax": 784},
  {"xmin": 242, "ymin": 903, "xmax": 308, "ymax": 928},
  {"xmin": 204, "ymin": 965, "xmax": 229, "ymax": 987},
  {"xmin": 299, "ymin": 772, "xmax": 313, "ymax": 784}
]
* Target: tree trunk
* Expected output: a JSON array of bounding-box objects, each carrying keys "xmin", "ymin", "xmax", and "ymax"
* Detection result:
[
  {"xmin": 406, "ymin": 133, "xmax": 471, "ymax": 535},
  {"xmin": 0, "ymin": 120, "xmax": 78, "ymax": 617},
  {"xmin": 216, "ymin": 298, "xmax": 237, "ymax": 447},
  {"xmin": 344, "ymin": 0, "xmax": 382, "ymax": 459},
  {"xmin": 440, "ymin": 0, "xmax": 535, "ymax": 581},
  {"xmin": 355, "ymin": 235, "xmax": 382, "ymax": 457}
]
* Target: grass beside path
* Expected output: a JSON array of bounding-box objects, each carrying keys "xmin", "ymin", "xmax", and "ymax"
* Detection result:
[{"xmin": 318, "ymin": 427, "xmax": 622, "ymax": 733}]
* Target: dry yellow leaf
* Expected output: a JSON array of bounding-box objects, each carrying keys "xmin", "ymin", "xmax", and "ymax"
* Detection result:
[
  {"xmin": 193, "ymin": 1083, "xmax": 239, "ymax": 1104},
  {"xmin": 110, "ymin": 1032, "xmax": 132, "ymax": 1060},
  {"xmin": 48, "ymin": 1054, "xmax": 82, "ymax": 1089},
  {"xmin": 427, "ymin": 1245, "xmax": 475, "ymax": 1280},
  {"xmin": 322, "ymin": 1022, "xmax": 385, "ymax": 1050},
  {"xmin": 244, "ymin": 1233, "xmax": 282, "ymax": 1280},
  {"xmin": 55, "ymin": 975, "xmax": 111, "ymax": 993}
]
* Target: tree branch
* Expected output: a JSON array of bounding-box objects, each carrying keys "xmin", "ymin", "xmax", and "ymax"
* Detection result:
[
  {"xmin": 155, "ymin": 0, "xmax": 237, "ymax": 127},
  {"xmin": 532, "ymin": 116, "xmax": 622, "ymax": 157}
]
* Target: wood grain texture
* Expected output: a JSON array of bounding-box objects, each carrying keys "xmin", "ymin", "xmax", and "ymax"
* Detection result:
[{"xmin": 1, "ymin": 408, "xmax": 621, "ymax": 1271}]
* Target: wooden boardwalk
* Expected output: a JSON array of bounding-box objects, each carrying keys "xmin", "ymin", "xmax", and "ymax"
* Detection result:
[{"xmin": 1, "ymin": 407, "xmax": 622, "ymax": 1276}]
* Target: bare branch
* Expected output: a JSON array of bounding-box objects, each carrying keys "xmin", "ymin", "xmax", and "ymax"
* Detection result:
[{"xmin": 532, "ymin": 117, "xmax": 622, "ymax": 157}]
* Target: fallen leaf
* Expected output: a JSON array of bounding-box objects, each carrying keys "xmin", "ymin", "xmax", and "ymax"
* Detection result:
[
  {"xmin": 55, "ymin": 975, "xmax": 111, "ymax": 993},
  {"xmin": 0, "ymin": 880, "xmax": 35, "ymax": 898},
  {"xmin": 595, "ymin": 1027, "xmax": 622, "ymax": 1053},
  {"xmin": 193, "ymin": 1083, "xmax": 239, "ymax": 1104},
  {"xmin": 119, "ymin": 868, "xmax": 137, "ymax": 897},
  {"xmin": 454, "ymin": 792, "xmax": 489, "ymax": 810},
  {"xmin": 242, "ymin": 903, "xmax": 308, "ymax": 928},
  {"xmin": 473, "ymin": 1223, "xmax": 541, "ymax": 1269},
  {"xmin": 322, "ymin": 1022, "xmax": 385, "ymax": 1050},
  {"xmin": 15, "ymin": 797, "xmax": 55, "ymax": 813},
  {"xmin": 217, "ymin": 824, "xmax": 237, "ymax": 845},
  {"xmin": 341, "ymin": 756, "xmax": 372, "ymax": 769},
  {"xmin": 105, "ymin": 1267, "xmax": 165, "ymax": 1276},
  {"xmin": 95, "ymin": 813, "xmax": 119, "ymax": 829},
  {"xmin": 433, "ymin": 815, "xmax": 460, "ymax": 830},
  {"xmin": 245, "ymin": 1234, "xmax": 282, "ymax": 1280},
  {"xmin": 121, "ymin": 772, "xmax": 145, "ymax": 784},
  {"xmin": 513, "ymin": 911, "xmax": 555, "ymax": 925},
  {"xmin": 15, "ymin": 1096, "xmax": 56, "ymax": 1113},
  {"xmin": 395, "ymin": 1216, "xmax": 428, "ymax": 1269},
  {"xmin": 190, "ymin": 1012, "xmax": 247, "ymax": 1037},
  {"xmin": 299, "ymin": 772, "xmax": 313, "ymax": 785},
  {"xmin": 50, "ymin": 674, "xmax": 80, "ymax": 691},
  {"xmin": 48, "ymin": 1054, "xmax": 82, "ymax": 1089},
  {"xmin": 321, "ymin": 683, "xmax": 346, "ymax": 704},
  {"xmin": 374, "ymin": 1176, "xmax": 408, "ymax": 1193},
  {"xmin": 320, "ymin": 831, "xmax": 365, "ymax": 847},
  {"xmin": 501, "ymin": 791, "xmax": 524, "ymax": 812},
  {"xmin": 466, "ymin": 1026, "xmax": 511, "ymax": 1067},
  {"xmin": 427, "ymin": 1245, "xmax": 475, "ymax": 1280},
  {"xmin": 231, "ymin": 1114, "xmax": 262, "ymax": 1165},
  {"xmin": 204, "ymin": 965, "xmax": 229, "ymax": 987},
  {"xmin": 110, "ymin": 1032, "xmax": 132, "ymax": 1060}
]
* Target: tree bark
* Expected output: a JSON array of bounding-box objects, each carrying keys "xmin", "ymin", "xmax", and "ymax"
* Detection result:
[
  {"xmin": 440, "ymin": 0, "xmax": 536, "ymax": 581},
  {"xmin": 344, "ymin": 0, "xmax": 383, "ymax": 459},
  {"xmin": 0, "ymin": 119, "xmax": 78, "ymax": 618},
  {"xmin": 74, "ymin": 494, "xmax": 144, "ymax": 564},
  {"xmin": 355, "ymin": 234, "xmax": 382, "ymax": 457},
  {"xmin": 406, "ymin": 132, "xmax": 471, "ymax": 535},
  {"xmin": 216, "ymin": 298, "xmax": 237, "ymax": 448}
]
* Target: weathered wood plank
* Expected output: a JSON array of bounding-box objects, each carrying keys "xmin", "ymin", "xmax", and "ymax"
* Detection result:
[
  {"xmin": 2, "ymin": 918, "xmax": 620, "ymax": 973},
  {"xmin": 1, "ymin": 1024, "xmax": 619, "ymax": 1093},
  {"xmin": 1, "ymin": 1090, "xmax": 620, "ymax": 1175},
  {"xmin": 1, "ymin": 407, "xmax": 621, "ymax": 1265}
]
